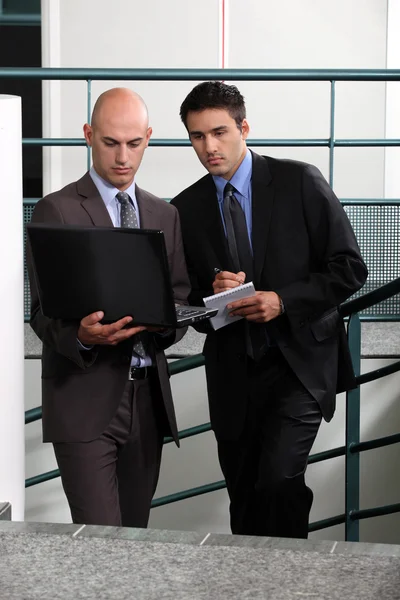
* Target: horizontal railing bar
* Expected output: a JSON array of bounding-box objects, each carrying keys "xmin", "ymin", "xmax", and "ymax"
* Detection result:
[
  {"xmin": 163, "ymin": 422, "xmax": 211, "ymax": 445},
  {"xmin": 340, "ymin": 276, "xmax": 400, "ymax": 316},
  {"xmin": 308, "ymin": 446, "xmax": 345, "ymax": 464},
  {"xmin": 22, "ymin": 137, "xmax": 328, "ymax": 147},
  {"xmin": 335, "ymin": 139, "xmax": 400, "ymax": 147},
  {"xmin": 23, "ymin": 138, "xmax": 86, "ymax": 146},
  {"xmin": 0, "ymin": 14, "xmax": 40, "ymax": 25},
  {"xmin": 356, "ymin": 359, "xmax": 400, "ymax": 386},
  {"xmin": 25, "ymin": 469, "xmax": 60, "ymax": 488},
  {"xmin": 25, "ymin": 406, "xmax": 42, "ymax": 424},
  {"xmin": 21, "ymin": 137, "xmax": 400, "ymax": 148},
  {"xmin": 22, "ymin": 198, "xmax": 400, "ymax": 207},
  {"xmin": 308, "ymin": 513, "xmax": 346, "ymax": 532},
  {"xmin": 341, "ymin": 199, "xmax": 400, "ymax": 205},
  {"xmin": 168, "ymin": 354, "xmax": 205, "ymax": 376},
  {"xmin": 350, "ymin": 502, "xmax": 400, "ymax": 521},
  {"xmin": 3, "ymin": 68, "xmax": 400, "ymax": 81},
  {"xmin": 351, "ymin": 432, "xmax": 400, "ymax": 454},
  {"xmin": 151, "ymin": 480, "xmax": 226, "ymax": 508}
]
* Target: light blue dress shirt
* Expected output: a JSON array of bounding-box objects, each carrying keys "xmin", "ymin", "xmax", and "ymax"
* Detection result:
[
  {"xmin": 77, "ymin": 168, "xmax": 151, "ymax": 367},
  {"xmin": 212, "ymin": 148, "xmax": 253, "ymax": 250}
]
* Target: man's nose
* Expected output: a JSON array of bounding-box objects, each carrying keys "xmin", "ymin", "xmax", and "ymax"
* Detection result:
[
  {"xmin": 205, "ymin": 136, "xmax": 217, "ymax": 154},
  {"xmin": 116, "ymin": 145, "xmax": 128, "ymax": 164}
]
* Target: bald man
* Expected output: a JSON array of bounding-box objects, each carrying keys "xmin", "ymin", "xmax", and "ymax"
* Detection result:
[{"xmin": 28, "ymin": 88, "xmax": 190, "ymax": 527}]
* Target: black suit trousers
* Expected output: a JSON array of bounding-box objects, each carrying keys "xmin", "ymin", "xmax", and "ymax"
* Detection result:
[
  {"xmin": 217, "ymin": 348, "xmax": 322, "ymax": 539},
  {"xmin": 53, "ymin": 375, "xmax": 165, "ymax": 527}
]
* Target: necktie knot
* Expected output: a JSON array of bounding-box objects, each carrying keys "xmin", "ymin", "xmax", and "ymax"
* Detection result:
[
  {"xmin": 116, "ymin": 191, "xmax": 131, "ymax": 206},
  {"xmin": 116, "ymin": 191, "xmax": 138, "ymax": 229},
  {"xmin": 224, "ymin": 182, "xmax": 236, "ymax": 199}
]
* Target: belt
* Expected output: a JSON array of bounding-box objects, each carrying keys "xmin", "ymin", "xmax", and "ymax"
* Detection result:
[{"xmin": 128, "ymin": 366, "xmax": 149, "ymax": 381}]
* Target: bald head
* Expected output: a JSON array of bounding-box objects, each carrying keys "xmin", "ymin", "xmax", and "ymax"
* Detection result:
[
  {"xmin": 83, "ymin": 87, "xmax": 152, "ymax": 191},
  {"xmin": 91, "ymin": 87, "xmax": 149, "ymax": 129}
]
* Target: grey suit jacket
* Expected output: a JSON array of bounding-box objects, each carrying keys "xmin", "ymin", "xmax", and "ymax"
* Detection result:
[{"xmin": 28, "ymin": 172, "xmax": 190, "ymax": 444}]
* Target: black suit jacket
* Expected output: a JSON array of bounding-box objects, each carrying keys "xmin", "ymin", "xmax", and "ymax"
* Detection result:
[
  {"xmin": 28, "ymin": 173, "xmax": 190, "ymax": 444},
  {"xmin": 171, "ymin": 151, "xmax": 368, "ymax": 441}
]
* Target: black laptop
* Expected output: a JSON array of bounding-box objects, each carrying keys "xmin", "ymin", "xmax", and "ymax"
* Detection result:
[{"xmin": 26, "ymin": 223, "xmax": 217, "ymax": 328}]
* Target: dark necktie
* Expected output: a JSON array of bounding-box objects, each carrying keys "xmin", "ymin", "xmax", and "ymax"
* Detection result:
[
  {"xmin": 116, "ymin": 191, "xmax": 147, "ymax": 359},
  {"xmin": 223, "ymin": 183, "xmax": 267, "ymax": 361},
  {"xmin": 223, "ymin": 183, "xmax": 253, "ymax": 279}
]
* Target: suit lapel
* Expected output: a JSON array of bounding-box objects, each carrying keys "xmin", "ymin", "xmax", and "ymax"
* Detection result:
[
  {"xmin": 251, "ymin": 152, "xmax": 274, "ymax": 285},
  {"xmin": 77, "ymin": 173, "xmax": 114, "ymax": 227},
  {"xmin": 135, "ymin": 185, "xmax": 156, "ymax": 229}
]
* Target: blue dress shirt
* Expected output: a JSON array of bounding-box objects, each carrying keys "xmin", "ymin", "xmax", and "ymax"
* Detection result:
[{"xmin": 213, "ymin": 148, "xmax": 253, "ymax": 250}]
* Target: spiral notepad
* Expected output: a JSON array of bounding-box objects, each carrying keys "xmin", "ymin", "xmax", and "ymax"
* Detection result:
[{"xmin": 202, "ymin": 282, "xmax": 256, "ymax": 330}]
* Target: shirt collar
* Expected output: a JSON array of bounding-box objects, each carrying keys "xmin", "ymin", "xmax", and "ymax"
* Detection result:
[
  {"xmin": 89, "ymin": 167, "xmax": 137, "ymax": 208},
  {"xmin": 213, "ymin": 148, "xmax": 252, "ymax": 201}
]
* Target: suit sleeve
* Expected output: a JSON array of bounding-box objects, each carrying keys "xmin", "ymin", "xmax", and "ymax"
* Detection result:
[
  {"xmin": 274, "ymin": 164, "xmax": 368, "ymax": 327},
  {"xmin": 28, "ymin": 197, "xmax": 97, "ymax": 369},
  {"xmin": 153, "ymin": 206, "xmax": 191, "ymax": 350}
]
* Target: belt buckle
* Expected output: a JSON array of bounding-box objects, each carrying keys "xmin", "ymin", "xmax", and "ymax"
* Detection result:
[{"xmin": 128, "ymin": 366, "xmax": 147, "ymax": 381}]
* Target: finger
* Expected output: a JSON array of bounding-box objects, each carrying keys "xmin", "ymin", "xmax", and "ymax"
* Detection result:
[
  {"xmin": 80, "ymin": 311, "xmax": 104, "ymax": 327},
  {"xmin": 216, "ymin": 270, "xmax": 237, "ymax": 280},
  {"xmin": 213, "ymin": 279, "xmax": 244, "ymax": 292},
  {"xmin": 107, "ymin": 325, "xmax": 146, "ymax": 343},
  {"xmin": 216, "ymin": 271, "xmax": 245, "ymax": 284},
  {"xmin": 100, "ymin": 316, "xmax": 133, "ymax": 337},
  {"xmin": 227, "ymin": 296, "xmax": 260, "ymax": 311}
]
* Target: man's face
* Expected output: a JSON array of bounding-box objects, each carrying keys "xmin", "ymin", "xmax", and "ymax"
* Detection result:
[
  {"xmin": 186, "ymin": 108, "xmax": 249, "ymax": 180},
  {"xmin": 83, "ymin": 112, "xmax": 152, "ymax": 191}
]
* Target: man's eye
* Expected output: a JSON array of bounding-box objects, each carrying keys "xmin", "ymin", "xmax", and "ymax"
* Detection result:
[
  {"xmin": 104, "ymin": 141, "xmax": 115, "ymax": 147},
  {"xmin": 129, "ymin": 143, "xmax": 140, "ymax": 148}
]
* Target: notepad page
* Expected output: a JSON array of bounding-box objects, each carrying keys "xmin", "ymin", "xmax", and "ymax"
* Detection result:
[{"xmin": 203, "ymin": 282, "xmax": 256, "ymax": 330}]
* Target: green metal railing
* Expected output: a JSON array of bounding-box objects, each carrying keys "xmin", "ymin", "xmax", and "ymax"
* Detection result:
[
  {"xmin": 24, "ymin": 279, "xmax": 400, "ymax": 540},
  {"xmin": 6, "ymin": 67, "xmax": 397, "ymax": 321},
  {"xmin": 4, "ymin": 67, "xmax": 399, "ymax": 540}
]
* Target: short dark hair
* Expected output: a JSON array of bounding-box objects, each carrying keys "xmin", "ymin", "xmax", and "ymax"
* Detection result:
[{"xmin": 180, "ymin": 81, "xmax": 246, "ymax": 130}]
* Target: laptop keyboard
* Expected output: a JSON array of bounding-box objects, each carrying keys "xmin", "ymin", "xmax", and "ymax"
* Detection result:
[{"xmin": 175, "ymin": 307, "xmax": 206, "ymax": 318}]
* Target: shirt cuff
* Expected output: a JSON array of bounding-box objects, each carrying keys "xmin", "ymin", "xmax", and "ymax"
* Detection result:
[{"xmin": 77, "ymin": 338, "xmax": 94, "ymax": 351}]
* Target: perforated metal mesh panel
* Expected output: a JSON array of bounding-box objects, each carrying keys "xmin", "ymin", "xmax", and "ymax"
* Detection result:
[
  {"xmin": 22, "ymin": 201, "xmax": 400, "ymax": 321},
  {"xmin": 24, "ymin": 202, "xmax": 36, "ymax": 321},
  {"xmin": 344, "ymin": 205, "xmax": 400, "ymax": 316}
]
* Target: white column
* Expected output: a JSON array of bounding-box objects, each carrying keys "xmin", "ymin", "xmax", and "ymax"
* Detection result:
[
  {"xmin": 384, "ymin": 0, "xmax": 400, "ymax": 198},
  {"xmin": 0, "ymin": 95, "xmax": 25, "ymax": 520}
]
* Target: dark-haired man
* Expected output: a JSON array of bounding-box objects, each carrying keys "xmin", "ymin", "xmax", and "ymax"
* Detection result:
[{"xmin": 171, "ymin": 81, "xmax": 367, "ymax": 539}]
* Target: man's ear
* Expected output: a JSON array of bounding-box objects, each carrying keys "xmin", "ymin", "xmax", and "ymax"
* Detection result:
[
  {"xmin": 145, "ymin": 126, "xmax": 153, "ymax": 147},
  {"xmin": 83, "ymin": 123, "xmax": 92, "ymax": 147},
  {"xmin": 241, "ymin": 119, "xmax": 250, "ymax": 140}
]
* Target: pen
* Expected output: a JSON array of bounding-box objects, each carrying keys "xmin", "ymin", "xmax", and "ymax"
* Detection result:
[{"xmin": 214, "ymin": 268, "xmax": 222, "ymax": 274}]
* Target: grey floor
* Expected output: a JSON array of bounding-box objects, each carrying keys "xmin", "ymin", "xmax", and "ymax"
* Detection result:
[{"xmin": 1, "ymin": 513, "xmax": 400, "ymax": 600}]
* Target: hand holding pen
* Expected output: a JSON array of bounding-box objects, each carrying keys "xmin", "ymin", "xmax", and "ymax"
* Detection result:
[{"xmin": 212, "ymin": 268, "xmax": 246, "ymax": 294}]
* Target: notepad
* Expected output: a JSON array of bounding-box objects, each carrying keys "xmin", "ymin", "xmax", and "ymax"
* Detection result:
[{"xmin": 203, "ymin": 282, "xmax": 256, "ymax": 330}]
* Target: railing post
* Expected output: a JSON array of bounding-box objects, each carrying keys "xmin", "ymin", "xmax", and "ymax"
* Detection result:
[
  {"xmin": 86, "ymin": 79, "xmax": 92, "ymax": 170},
  {"xmin": 329, "ymin": 80, "xmax": 336, "ymax": 188},
  {"xmin": 345, "ymin": 312, "xmax": 361, "ymax": 541}
]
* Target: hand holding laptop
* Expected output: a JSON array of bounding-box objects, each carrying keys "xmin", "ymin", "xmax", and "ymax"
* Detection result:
[{"xmin": 78, "ymin": 311, "xmax": 146, "ymax": 346}]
